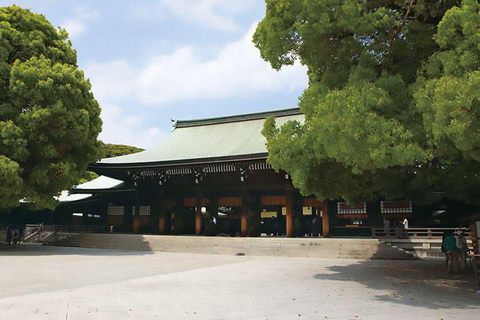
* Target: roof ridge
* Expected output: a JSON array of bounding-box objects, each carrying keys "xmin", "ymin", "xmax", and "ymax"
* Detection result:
[{"xmin": 173, "ymin": 107, "xmax": 301, "ymax": 129}]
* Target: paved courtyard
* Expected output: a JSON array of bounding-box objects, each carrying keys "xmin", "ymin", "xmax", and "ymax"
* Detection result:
[{"xmin": 0, "ymin": 244, "xmax": 479, "ymax": 320}]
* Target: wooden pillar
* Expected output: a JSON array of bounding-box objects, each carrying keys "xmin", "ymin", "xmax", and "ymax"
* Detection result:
[
  {"xmin": 133, "ymin": 204, "xmax": 140, "ymax": 234},
  {"xmin": 173, "ymin": 197, "xmax": 182, "ymax": 235},
  {"xmin": 252, "ymin": 193, "xmax": 261, "ymax": 237},
  {"xmin": 158, "ymin": 194, "xmax": 165, "ymax": 235},
  {"xmin": 276, "ymin": 205, "xmax": 283, "ymax": 236},
  {"xmin": 123, "ymin": 196, "xmax": 133, "ymax": 231},
  {"xmin": 149, "ymin": 200, "xmax": 158, "ymax": 234},
  {"xmin": 195, "ymin": 190, "xmax": 202, "ymax": 236},
  {"xmin": 322, "ymin": 200, "xmax": 330, "ymax": 238},
  {"xmin": 241, "ymin": 192, "xmax": 249, "ymax": 237},
  {"xmin": 286, "ymin": 193, "xmax": 293, "ymax": 237},
  {"xmin": 101, "ymin": 201, "xmax": 109, "ymax": 227},
  {"xmin": 293, "ymin": 193, "xmax": 303, "ymax": 237}
]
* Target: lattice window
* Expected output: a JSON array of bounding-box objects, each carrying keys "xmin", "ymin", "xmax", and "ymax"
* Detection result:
[
  {"xmin": 107, "ymin": 206, "xmax": 124, "ymax": 216},
  {"xmin": 140, "ymin": 206, "xmax": 150, "ymax": 216},
  {"xmin": 132, "ymin": 206, "xmax": 151, "ymax": 216},
  {"xmin": 337, "ymin": 202, "xmax": 367, "ymax": 215},
  {"xmin": 381, "ymin": 201, "xmax": 412, "ymax": 214}
]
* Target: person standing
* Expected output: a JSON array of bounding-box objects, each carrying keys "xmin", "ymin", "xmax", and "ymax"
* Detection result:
[
  {"xmin": 13, "ymin": 228, "xmax": 20, "ymax": 245},
  {"xmin": 442, "ymin": 231, "xmax": 459, "ymax": 274},
  {"xmin": 383, "ymin": 219, "xmax": 391, "ymax": 237},
  {"xmin": 312, "ymin": 215, "xmax": 319, "ymax": 237},
  {"xmin": 5, "ymin": 226, "xmax": 12, "ymax": 245},
  {"xmin": 455, "ymin": 230, "xmax": 468, "ymax": 270},
  {"xmin": 402, "ymin": 218, "xmax": 409, "ymax": 238},
  {"xmin": 395, "ymin": 220, "xmax": 404, "ymax": 238}
]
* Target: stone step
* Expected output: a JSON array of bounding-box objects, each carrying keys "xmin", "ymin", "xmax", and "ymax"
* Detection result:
[{"xmin": 45, "ymin": 234, "xmax": 417, "ymax": 260}]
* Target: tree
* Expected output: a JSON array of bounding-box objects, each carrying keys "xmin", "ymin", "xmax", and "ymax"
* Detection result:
[
  {"xmin": 77, "ymin": 143, "xmax": 144, "ymax": 184},
  {"xmin": 101, "ymin": 142, "xmax": 144, "ymax": 158},
  {"xmin": 254, "ymin": 0, "xmax": 480, "ymax": 205},
  {"xmin": 0, "ymin": 6, "xmax": 102, "ymax": 209}
]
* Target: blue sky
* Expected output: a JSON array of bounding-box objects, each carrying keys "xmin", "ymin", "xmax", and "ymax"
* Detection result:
[{"xmin": 0, "ymin": 0, "xmax": 308, "ymax": 148}]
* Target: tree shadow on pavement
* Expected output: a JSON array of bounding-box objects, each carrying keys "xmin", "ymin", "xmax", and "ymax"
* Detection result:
[
  {"xmin": 0, "ymin": 243, "xmax": 154, "ymax": 256},
  {"xmin": 314, "ymin": 258, "xmax": 480, "ymax": 310}
]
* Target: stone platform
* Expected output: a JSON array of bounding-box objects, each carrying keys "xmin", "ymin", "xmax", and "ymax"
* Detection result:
[{"xmin": 45, "ymin": 233, "xmax": 417, "ymax": 260}]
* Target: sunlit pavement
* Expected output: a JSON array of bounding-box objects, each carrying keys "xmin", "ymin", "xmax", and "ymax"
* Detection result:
[{"xmin": 0, "ymin": 244, "xmax": 479, "ymax": 320}]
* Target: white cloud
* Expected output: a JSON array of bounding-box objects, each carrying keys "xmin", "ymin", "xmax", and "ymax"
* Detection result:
[
  {"xmin": 98, "ymin": 103, "xmax": 165, "ymax": 149},
  {"xmin": 62, "ymin": 6, "xmax": 99, "ymax": 38},
  {"xmin": 86, "ymin": 60, "xmax": 135, "ymax": 102},
  {"xmin": 63, "ymin": 19, "xmax": 86, "ymax": 37},
  {"xmin": 86, "ymin": 23, "xmax": 307, "ymax": 106},
  {"xmin": 158, "ymin": 0, "xmax": 237, "ymax": 31},
  {"xmin": 136, "ymin": 0, "xmax": 258, "ymax": 31},
  {"xmin": 86, "ymin": 22, "xmax": 307, "ymax": 147}
]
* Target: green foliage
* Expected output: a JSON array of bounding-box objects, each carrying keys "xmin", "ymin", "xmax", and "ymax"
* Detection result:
[
  {"xmin": 77, "ymin": 143, "xmax": 144, "ymax": 185},
  {"xmin": 0, "ymin": 6, "xmax": 102, "ymax": 210},
  {"xmin": 77, "ymin": 170, "xmax": 99, "ymax": 185},
  {"xmin": 101, "ymin": 142, "xmax": 144, "ymax": 158},
  {"xmin": 255, "ymin": 0, "xmax": 480, "ymax": 205}
]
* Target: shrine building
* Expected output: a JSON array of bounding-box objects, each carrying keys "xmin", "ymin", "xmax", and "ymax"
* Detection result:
[{"xmin": 68, "ymin": 107, "xmax": 414, "ymax": 237}]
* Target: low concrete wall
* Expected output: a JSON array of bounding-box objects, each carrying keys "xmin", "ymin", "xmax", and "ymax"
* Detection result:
[{"xmin": 48, "ymin": 234, "xmax": 418, "ymax": 260}]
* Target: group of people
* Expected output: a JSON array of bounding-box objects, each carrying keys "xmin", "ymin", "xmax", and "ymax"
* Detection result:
[
  {"xmin": 264, "ymin": 215, "xmax": 322, "ymax": 237},
  {"xmin": 383, "ymin": 218, "xmax": 409, "ymax": 238},
  {"xmin": 4, "ymin": 226, "xmax": 22, "ymax": 245},
  {"xmin": 441, "ymin": 229, "xmax": 469, "ymax": 274}
]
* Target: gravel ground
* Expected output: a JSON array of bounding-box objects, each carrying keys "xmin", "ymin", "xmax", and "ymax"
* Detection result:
[{"xmin": 0, "ymin": 244, "xmax": 479, "ymax": 320}]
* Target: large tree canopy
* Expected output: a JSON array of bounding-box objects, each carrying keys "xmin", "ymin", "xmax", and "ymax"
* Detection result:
[
  {"xmin": 254, "ymin": 0, "xmax": 480, "ymax": 204},
  {"xmin": 0, "ymin": 6, "xmax": 102, "ymax": 209}
]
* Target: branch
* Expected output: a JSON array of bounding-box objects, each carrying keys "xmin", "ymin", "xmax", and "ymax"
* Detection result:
[{"xmin": 382, "ymin": 0, "xmax": 416, "ymax": 70}]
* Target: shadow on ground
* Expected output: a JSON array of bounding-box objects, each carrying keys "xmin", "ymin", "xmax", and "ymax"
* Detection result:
[
  {"xmin": 314, "ymin": 258, "xmax": 480, "ymax": 310},
  {"xmin": 0, "ymin": 243, "xmax": 154, "ymax": 256}
]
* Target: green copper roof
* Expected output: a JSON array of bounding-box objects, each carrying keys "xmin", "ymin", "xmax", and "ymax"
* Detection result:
[
  {"xmin": 75, "ymin": 175, "xmax": 124, "ymax": 189},
  {"xmin": 98, "ymin": 107, "xmax": 303, "ymax": 166}
]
